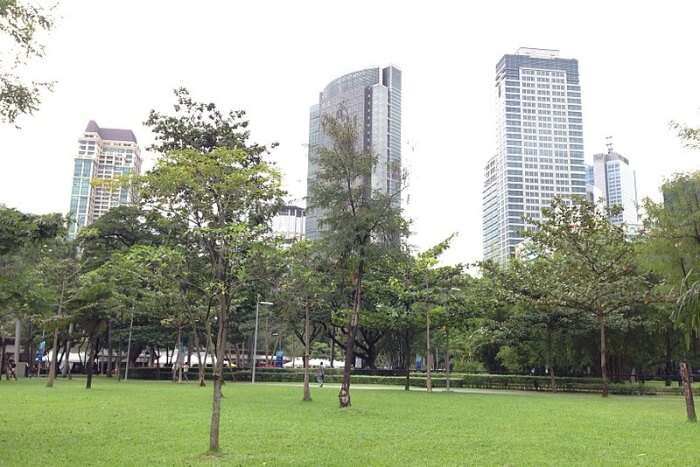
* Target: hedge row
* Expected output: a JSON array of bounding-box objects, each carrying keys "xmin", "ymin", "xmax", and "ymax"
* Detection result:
[{"xmin": 122, "ymin": 367, "xmax": 668, "ymax": 395}]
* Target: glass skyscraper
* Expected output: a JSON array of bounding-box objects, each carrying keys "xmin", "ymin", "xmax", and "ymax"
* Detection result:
[
  {"xmin": 68, "ymin": 120, "xmax": 142, "ymax": 238},
  {"xmin": 305, "ymin": 66, "xmax": 402, "ymax": 240},
  {"xmin": 591, "ymin": 143, "xmax": 639, "ymax": 228},
  {"xmin": 483, "ymin": 48, "xmax": 586, "ymax": 262}
]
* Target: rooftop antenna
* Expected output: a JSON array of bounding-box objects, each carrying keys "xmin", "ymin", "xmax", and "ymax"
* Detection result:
[{"xmin": 605, "ymin": 136, "xmax": 614, "ymax": 154}]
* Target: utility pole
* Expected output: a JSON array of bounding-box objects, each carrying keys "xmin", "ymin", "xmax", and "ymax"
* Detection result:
[
  {"xmin": 251, "ymin": 295, "xmax": 273, "ymax": 384},
  {"xmin": 426, "ymin": 309, "xmax": 432, "ymax": 393},
  {"xmin": 14, "ymin": 318, "xmax": 21, "ymax": 363},
  {"xmin": 124, "ymin": 307, "xmax": 134, "ymax": 381}
]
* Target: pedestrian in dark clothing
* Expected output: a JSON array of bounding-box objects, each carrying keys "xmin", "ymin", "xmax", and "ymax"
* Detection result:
[
  {"xmin": 8, "ymin": 358, "xmax": 17, "ymax": 380},
  {"xmin": 316, "ymin": 362, "xmax": 325, "ymax": 388}
]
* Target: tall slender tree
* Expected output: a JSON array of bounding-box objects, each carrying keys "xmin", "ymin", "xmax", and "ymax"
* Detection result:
[{"xmin": 307, "ymin": 110, "xmax": 406, "ymax": 408}]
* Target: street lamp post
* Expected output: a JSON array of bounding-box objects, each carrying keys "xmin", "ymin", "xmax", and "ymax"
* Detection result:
[
  {"xmin": 251, "ymin": 295, "xmax": 273, "ymax": 384},
  {"xmin": 446, "ymin": 287, "xmax": 461, "ymax": 393},
  {"xmin": 124, "ymin": 306, "xmax": 134, "ymax": 382}
]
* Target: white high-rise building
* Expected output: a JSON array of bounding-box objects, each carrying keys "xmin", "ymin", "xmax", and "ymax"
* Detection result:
[
  {"xmin": 591, "ymin": 142, "xmax": 639, "ymax": 228},
  {"xmin": 67, "ymin": 120, "xmax": 142, "ymax": 238},
  {"xmin": 483, "ymin": 48, "xmax": 587, "ymax": 262}
]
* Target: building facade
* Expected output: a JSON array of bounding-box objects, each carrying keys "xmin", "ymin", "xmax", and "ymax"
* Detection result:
[
  {"xmin": 68, "ymin": 120, "xmax": 142, "ymax": 238},
  {"xmin": 305, "ymin": 65, "xmax": 402, "ymax": 240},
  {"xmin": 591, "ymin": 142, "xmax": 639, "ymax": 228},
  {"xmin": 585, "ymin": 164, "xmax": 603, "ymax": 204},
  {"xmin": 272, "ymin": 204, "xmax": 306, "ymax": 242},
  {"xmin": 482, "ymin": 48, "xmax": 586, "ymax": 262}
]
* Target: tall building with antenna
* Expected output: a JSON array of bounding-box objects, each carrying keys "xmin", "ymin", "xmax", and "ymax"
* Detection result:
[
  {"xmin": 590, "ymin": 138, "xmax": 639, "ymax": 228},
  {"xmin": 482, "ymin": 48, "xmax": 587, "ymax": 262}
]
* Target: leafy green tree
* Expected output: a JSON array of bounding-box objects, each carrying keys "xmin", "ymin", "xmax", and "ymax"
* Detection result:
[
  {"xmin": 139, "ymin": 140, "xmax": 283, "ymax": 451},
  {"xmin": 0, "ymin": 0, "xmax": 54, "ymax": 124},
  {"xmin": 307, "ymin": 110, "xmax": 406, "ymax": 408},
  {"xmin": 144, "ymin": 87, "xmax": 275, "ymax": 160},
  {"xmin": 0, "ymin": 207, "xmax": 63, "ymax": 377},
  {"xmin": 36, "ymin": 240, "xmax": 81, "ymax": 388},
  {"xmin": 277, "ymin": 240, "xmax": 330, "ymax": 401},
  {"xmin": 488, "ymin": 198, "xmax": 655, "ymax": 396},
  {"xmin": 643, "ymin": 170, "xmax": 700, "ymax": 421},
  {"xmin": 78, "ymin": 206, "xmax": 182, "ymax": 269},
  {"xmin": 0, "ymin": 207, "xmax": 62, "ymax": 256}
]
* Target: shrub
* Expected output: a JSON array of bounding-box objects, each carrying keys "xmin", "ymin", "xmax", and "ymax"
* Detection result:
[{"xmin": 121, "ymin": 367, "xmax": 662, "ymax": 395}]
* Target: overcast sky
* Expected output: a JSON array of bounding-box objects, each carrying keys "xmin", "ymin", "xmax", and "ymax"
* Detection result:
[{"xmin": 1, "ymin": 1, "xmax": 699, "ymax": 264}]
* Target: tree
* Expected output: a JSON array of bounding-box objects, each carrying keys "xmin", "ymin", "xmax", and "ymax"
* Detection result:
[
  {"xmin": 482, "ymin": 257, "xmax": 591, "ymax": 391},
  {"xmin": 379, "ymin": 238, "xmax": 460, "ymax": 391},
  {"xmin": 0, "ymin": 207, "xmax": 62, "ymax": 256},
  {"xmin": 0, "ymin": 0, "xmax": 54, "ymax": 124},
  {"xmin": 72, "ymin": 270, "xmax": 113, "ymax": 389},
  {"xmin": 144, "ymin": 87, "xmax": 274, "ymax": 160},
  {"xmin": 307, "ymin": 110, "xmax": 406, "ymax": 408},
  {"xmin": 38, "ymin": 240, "xmax": 80, "ymax": 388},
  {"xmin": 0, "ymin": 207, "xmax": 63, "ymax": 378},
  {"xmin": 140, "ymin": 140, "xmax": 283, "ymax": 452},
  {"xmin": 277, "ymin": 240, "xmax": 329, "ymax": 401},
  {"xmin": 488, "ymin": 198, "xmax": 655, "ymax": 397},
  {"xmin": 643, "ymin": 171, "xmax": 700, "ymax": 421}
]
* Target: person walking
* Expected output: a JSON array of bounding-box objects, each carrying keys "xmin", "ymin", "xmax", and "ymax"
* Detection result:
[
  {"xmin": 8, "ymin": 358, "xmax": 17, "ymax": 380},
  {"xmin": 182, "ymin": 362, "xmax": 189, "ymax": 381},
  {"xmin": 316, "ymin": 361, "xmax": 325, "ymax": 388}
]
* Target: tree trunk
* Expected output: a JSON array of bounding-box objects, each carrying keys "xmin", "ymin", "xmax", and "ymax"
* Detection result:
[
  {"xmin": 546, "ymin": 328, "xmax": 556, "ymax": 392},
  {"xmin": 85, "ymin": 336, "xmax": 95, "ymax": 389},
  {"xmin": 78, "ymin": 338, "xmax": 86, "ymax": 367},
  {"xmin": 205, "ymin": 320, "xmax": 216, "ymax": 370},
  {"xmin": 173, "ymin": 327, "xmax": 182, "ymax": 383},
  {"xmin": 177, "ymin": 326, "xmax": 183, "ymax": 383},
  {"xmin": 264, "ymin": 314, "xmax": 270, "ymax": 367},
  {"xmin": 426, "ymin": 311, "xmax": 432, "ymax": 393},
  {"xmin": 209, "ymin": 282, "xmax": 228, "ymax": 452},
  {"xmin": 599, "ymin": 311, "xmax": 609, "ymax": 398},
  {"xmin": 117, "ymin": 336, "xmax": 122, "ymax": 381},
  {"xmin": 187, "ymin": 335, "xmax": 192, "ymax": 366},
  {"xmin": 680, "ymin": 360, "xmax": 697, "ymax": 422},
  {"xmin": 63, "ymin": 323, "xmax": 73, "ymax": 379},
  {"xmin": 330, "ymin": 327, "xmax": 335, "ymax": 368},
  {"xmin": 46, "ymin": 327, "xmax": 59, "ymax": 387},
  {"xmin": 339, "ymin": 262, "xmax": 364, "ymax": 408},
  {"xmin": 14, "ymin": 318, "xmax": 21, "ymax": 363},
  {"xmin": 303, "ymin": 305, "xmax": 311, "ymax": 401},
  {"xmin": 665, "ymin": 322, "xmax": 673, "ymax": 387},
  {"xmin": 193, "ymin": 324, "xmax": 206, "ymax": 387},
  {"xmin": 445, "ymin": 327, "xmax": 450, "ymax": 392},
  {"xmin": 403, "ymin": 330, "xmax": 411, "ymax": 391},
  {"xmin": 106, "ymin": 320, "xmax": 113, "ymax": 377},
  {"xmin": 1, "ymin": 334, "xmax": 6, "ymax": 381}
]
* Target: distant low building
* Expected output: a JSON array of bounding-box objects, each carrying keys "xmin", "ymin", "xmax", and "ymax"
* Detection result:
[{"xmin": 272, "ymin": 204, "xmax": 305, "ymax": 242}]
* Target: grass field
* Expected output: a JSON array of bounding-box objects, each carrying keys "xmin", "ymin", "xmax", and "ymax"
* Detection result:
[{"xmin": 0, "ymin": 378, "xmax": 697, "ymax": 466}]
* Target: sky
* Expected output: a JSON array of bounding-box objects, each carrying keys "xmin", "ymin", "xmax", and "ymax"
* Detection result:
[{"xmin": 1, "ymin": 0, "xmax": 699, "ymax": 264}]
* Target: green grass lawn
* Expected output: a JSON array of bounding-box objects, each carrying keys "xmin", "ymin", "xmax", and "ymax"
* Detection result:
[{"xmin": 0, "ymin": 378, "xmax": 697, "ymax": 466}]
